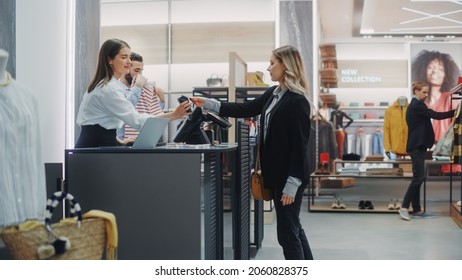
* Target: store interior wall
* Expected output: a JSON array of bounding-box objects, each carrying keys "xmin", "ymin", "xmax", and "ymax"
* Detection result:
[
  {"xmin": 16, "ymin": 0, "xmax": 68, "ymax": 164},
  {"xmin": 0, "ymin": 0, "xmax": 15, "ymax": 78},
  {"xmin": 100, "ymin": 0, "xmax": 277, "ymax": 103}
]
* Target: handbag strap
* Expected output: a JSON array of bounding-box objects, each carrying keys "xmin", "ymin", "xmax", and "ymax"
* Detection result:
[
  {"xmin": 45, "ymin": 191, "xmax": 83, "ymax": 232},
  {"xmin": 255, "ymin": 140, "xmax": 261, "ymax": 171}
]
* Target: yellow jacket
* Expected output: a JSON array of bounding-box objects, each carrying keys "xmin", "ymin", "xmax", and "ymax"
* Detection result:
[{"xmin": 384, "ymin": 99, "xmax": 409, "ymax": 155}]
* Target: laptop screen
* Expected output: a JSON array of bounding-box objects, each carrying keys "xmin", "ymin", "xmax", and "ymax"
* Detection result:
[{"xmin": 132, "ymin": 117, "xmax": 169, "ymax": 149}]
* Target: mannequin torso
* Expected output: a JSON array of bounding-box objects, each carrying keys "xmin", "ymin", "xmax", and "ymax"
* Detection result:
[
  {"xmin": 0, "ymin": 49, "xmax": 47, "ymax": 226},
  {"xmin": 0, "ymin": 49, "xmax": 9, "ymax": 84}
]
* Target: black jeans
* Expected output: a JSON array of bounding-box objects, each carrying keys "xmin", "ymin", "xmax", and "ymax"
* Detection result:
[
  {"xmin": 402, "ymin": 148, "xmax": 426, "ymax": 212},
  {"xmin": 273, "ymin": 185, "xmax": 313, "ymax": 260}
]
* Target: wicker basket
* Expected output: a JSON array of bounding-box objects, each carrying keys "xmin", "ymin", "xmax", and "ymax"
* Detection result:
[
  {"xmin": 1, "ymin": 218, "xmax": 106, "ymax": 260},
  {"xmin": 0, "ymin": 191, "xmax": 107, "ymax": 260}
]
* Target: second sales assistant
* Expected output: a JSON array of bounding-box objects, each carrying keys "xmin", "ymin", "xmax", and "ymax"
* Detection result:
[{"xmin": 75, "ymin": 38, "xmax": 191, "ymax": 148}]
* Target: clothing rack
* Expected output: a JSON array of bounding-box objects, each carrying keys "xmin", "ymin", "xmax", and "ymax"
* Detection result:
[{"xmin": 449, "ymin": 83, "xmax": 462, "ymax": 224}]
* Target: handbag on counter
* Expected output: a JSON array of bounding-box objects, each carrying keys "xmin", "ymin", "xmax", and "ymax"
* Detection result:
[{"xmin": 251, "ymin": 143, "xmax": 273, "ymax": 201}]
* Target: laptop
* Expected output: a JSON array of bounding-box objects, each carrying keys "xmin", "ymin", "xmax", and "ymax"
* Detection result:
[{"xmin": 131, "ymin": 117, "xmax": 169, "ymax": 149}]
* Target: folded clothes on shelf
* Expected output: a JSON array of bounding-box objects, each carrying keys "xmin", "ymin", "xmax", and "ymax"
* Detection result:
[
  {"xmin": 339, "ymin": 166, "xmax": 360, "ymax": 176},
  {"xmin": 365, "ymin": 167, "xmax": 403, "ymax": 176},
  {"xmin": 320, "ymin": 177, "xmax": 355, "ymax": 188},
  {"xmin": 342, "ymin": 153, "xmax": 361, "ymax": 161},
  {"xmin": 365, "ymin": 154, "xmax": 384, "ymax": 161}
]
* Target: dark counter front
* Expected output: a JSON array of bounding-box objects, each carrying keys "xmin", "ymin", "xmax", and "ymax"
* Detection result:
[{"xmin": 64, "ymin": 144, "xmax": 237, "ymax": 260}]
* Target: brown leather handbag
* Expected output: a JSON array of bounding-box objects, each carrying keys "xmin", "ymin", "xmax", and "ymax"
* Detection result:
[{"xmin": 251, "ymin": 144, "xmax": 273, "ymax": 201}]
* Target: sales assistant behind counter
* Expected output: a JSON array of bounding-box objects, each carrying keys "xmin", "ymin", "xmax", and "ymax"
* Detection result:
[{"xmin": 75, "ymin": 38, "xmax": 191, "ymax": 148}]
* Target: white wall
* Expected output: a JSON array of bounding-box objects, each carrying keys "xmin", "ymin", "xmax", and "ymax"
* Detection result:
[
  {"xmin": 331, "ymin": 42, "xmax": 410, "ymax": 106},
  {"xmin": 16, "ymin": 0, "xmax": 68, "ymax": 163}
]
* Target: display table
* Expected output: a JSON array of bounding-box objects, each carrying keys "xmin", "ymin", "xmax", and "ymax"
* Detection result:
[
  {"xmin": 332, "ymin": 159, "xmax": 412, "ymax": 175},
  {"xmin": 309, "ymin": 159, "xmax": 459, "ymax": 215},
  {"xmin": 64, "ymin": 144, "xmax": 237, "ymax": 260},
  {"xmin": 308, "ymin": 173, "xmax": 412, "ymax": 213}
]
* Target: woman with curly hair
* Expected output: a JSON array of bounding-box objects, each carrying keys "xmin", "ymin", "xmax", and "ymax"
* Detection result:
[{"xmin": 411, "ymin": 50, "xmax": 461, "ymax": 142}]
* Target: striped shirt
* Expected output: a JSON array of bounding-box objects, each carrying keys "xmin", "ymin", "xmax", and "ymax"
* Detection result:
[{"xmin": 124, "ymin": 84, "xmax": 163, "ymax": 138}]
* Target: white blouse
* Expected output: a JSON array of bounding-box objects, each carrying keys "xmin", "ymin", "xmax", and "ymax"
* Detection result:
[
  {"xmin": 0, "ymin": 77, "xmax": 46, "ymax": 226},
  {"xmin": 76, "ymin": 76, "xmax": 150, "ymax": 130}
]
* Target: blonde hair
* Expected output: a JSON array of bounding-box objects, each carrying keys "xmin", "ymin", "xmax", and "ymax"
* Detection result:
[
  {"xmin": 411, "ymin": 81, "xmax": 429, "ymax": 95},
  {"xmin": 273, "ymin": 45, "xmax": 314, "ymax": 113}
]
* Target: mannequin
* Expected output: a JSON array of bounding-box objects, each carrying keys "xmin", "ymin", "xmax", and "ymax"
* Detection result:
[
  {"xmin": 330, "ymin": 102, "xmax": 353, "ymax": 158},
  {"xmin": 398, "ymin": 96, "xmax": 407, "ymax": 107},
  {"xmin": 0, "ymin": 49, "xmax": 46, "ymax": 226},
  {"xmin": 318, "ymin": 101, "xmax": 330, "ymax": 122},
  {"xmin": 0, "ymin": 49, "xmax": 9, "ymax": 84},
  {"xmin": 384, "ymin": 96, "xmax": 409, "ymax": 159}
]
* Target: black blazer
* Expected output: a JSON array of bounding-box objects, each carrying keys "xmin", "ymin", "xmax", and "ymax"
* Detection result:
[
  {"xmin": 219, "ymin": 86, "xmax": 311, "ymax": 190},
  {"xmin": 406, "ymin": 97, "xmax": 454, "ymax": 152}
]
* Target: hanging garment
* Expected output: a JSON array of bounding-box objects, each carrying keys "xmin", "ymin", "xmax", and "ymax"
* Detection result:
[
  {"xmin": 433, "ymin": 120, "xmax": 454, "ymax": 157},
  {"xmin": 308, "ymin": 118, "xmax": 337, "ymax": 173},
  {"xmin": 383, "ymin": 98, "xmax": 409, "ymax": 155},
  {"xmin": 427, "ymin": 92, "xmax": 457, "ymax": 142},
  {"xmin": 371, "ymin": 130, "xmax": 384, "ymax": 155},
  {"xmin": 0, "ymin": 76, "xmax": 46, "ymax": 226},
  {"xmin": 453, "ymin": 104, "xmax": 462, "ymax": 164}
]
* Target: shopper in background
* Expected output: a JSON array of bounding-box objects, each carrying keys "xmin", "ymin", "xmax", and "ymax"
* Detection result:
[
  {"xmin": 411, "ymin": 50, "xmax": 460, "ymax": 142},
  {"xmin": 116, "ymin": 52, "xmax": 166, "ymax": 141},
  {"xmin": 75, "ymin": 38, "xmax": 191, "ymax": 148},
  {"xmin": 191, "ymin": 45, "xmax": 315, "ymax": 260},
  {"xmin": 398, "ymin": 81, "xmax": 455, "ymax": 221}
]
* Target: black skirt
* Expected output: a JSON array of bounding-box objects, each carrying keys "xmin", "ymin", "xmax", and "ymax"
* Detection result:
[{"xmin": 75, "ymin": 124, "xmax": 118, "ymax": 148}]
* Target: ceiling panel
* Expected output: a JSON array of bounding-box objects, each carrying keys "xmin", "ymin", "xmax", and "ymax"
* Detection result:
[{"xmin": 319, "ymin": 0, "xmax": 462, "ymax": 42}]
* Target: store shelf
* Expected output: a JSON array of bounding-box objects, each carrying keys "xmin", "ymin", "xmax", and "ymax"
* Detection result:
[
  {"xmin": 341, "ymin": 106, "xmax": 386, "ymax": 125},
  {"xmin": 333, "ymin": 159, "xmax": 412, "ymax": 175},
  {"xmin": 308, "ymin": 203, "xmax": 399, "ymax": 213},
  {"xmin": 309, "ymin": 160, "xmax": 413, "ymax": 213}
]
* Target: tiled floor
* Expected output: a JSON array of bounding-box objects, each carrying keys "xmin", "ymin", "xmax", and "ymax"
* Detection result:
[{"xmin": 249, "ymin": 178, "xmax": 462, "ymax": 260}]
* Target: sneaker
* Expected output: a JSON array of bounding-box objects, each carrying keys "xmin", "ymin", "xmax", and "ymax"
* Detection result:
[
  {"xmin": 398, "ymin": 209, "xmax": 411, "ymax": 221},
  {"xmin": 412, "ymin": 212, "xmax": 434, "ymax": 219},
  {"xmin": 387, "ymin": 199, "xmax": 395, "ymax": 210},
  {"xmin": 331, "ymin": 199, "xmax": 339, "ymax": 209},
  {"xmin": 338, "ymin": 198, "xmax": 346, "ymax": 209},
  {"xmin": 394, "ymin": 199, "xmax": 401, "ymax": 210},
  {"xmin": 457, "ymin": 201, "xmax": 461, "ymax": 207}
]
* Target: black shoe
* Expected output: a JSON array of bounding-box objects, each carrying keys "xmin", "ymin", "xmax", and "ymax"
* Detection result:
[
  {"xmin": 364, "ymin": 200, "xmax": 374, "ymax": 210},
  {"xmin": 358, "ymin": 200, "xmax": 365, "ymax": 209}
]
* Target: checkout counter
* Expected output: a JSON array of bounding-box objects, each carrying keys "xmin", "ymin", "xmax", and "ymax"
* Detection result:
[{"xmin": 65, "ymin": 144, "xmax": 237, "ymax": 260}]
